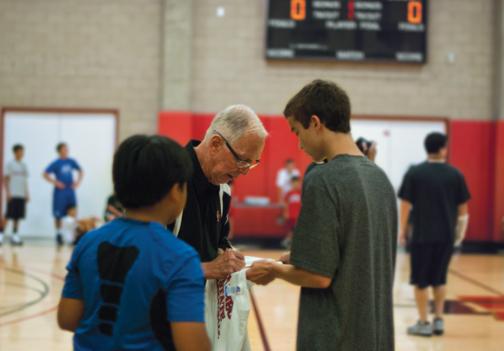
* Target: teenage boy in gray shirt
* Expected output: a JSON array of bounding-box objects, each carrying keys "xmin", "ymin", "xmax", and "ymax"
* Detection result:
[{"xmin": 248, "ymin": 80, "xmax": 397, "ymax": 350}]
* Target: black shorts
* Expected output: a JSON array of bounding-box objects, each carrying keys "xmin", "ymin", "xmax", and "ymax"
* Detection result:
[
  {"xmin": 410, "ymin": 242, "xmax": 454, "ymax": 289},
  {"xmin": 6, "ymin": 198, "xmax": 26, "ymax": 220}
]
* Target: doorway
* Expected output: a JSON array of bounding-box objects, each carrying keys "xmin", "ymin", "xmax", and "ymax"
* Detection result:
[{"xmin": 1, "ymin": 108, "xmax": 118, "ymax": 238}]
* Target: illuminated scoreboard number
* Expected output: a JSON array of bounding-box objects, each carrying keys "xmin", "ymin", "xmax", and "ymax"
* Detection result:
[{"xmin": 266, "ymin": 0, "xmax": 428, "ymax": 63}]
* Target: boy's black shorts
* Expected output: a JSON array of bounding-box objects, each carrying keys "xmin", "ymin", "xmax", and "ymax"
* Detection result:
[
  {"xmin": 6, "ymin": 198, "xmax": 26, "ymax": 220},
  {"xmin": 410, "ymin": 242, "xmax": 454, "ymax": 289}
]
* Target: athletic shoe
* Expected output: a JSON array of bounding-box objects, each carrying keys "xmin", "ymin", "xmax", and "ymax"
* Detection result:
[
  {"xmin": 10, "ymin": 235, "xmax": 23, "ymax": 246},
  {"xmin": 407, "ymin": 321, "xmax": 433, "ymax": 337},
  {"xmin": 433, "ymin": 317, "xmax": 444, "ymax": 335}
]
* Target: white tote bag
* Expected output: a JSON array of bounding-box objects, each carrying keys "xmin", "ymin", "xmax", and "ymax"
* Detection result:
[{"xmin": 205, "ymin": 270, "xmax": 252, "ymax": 351}]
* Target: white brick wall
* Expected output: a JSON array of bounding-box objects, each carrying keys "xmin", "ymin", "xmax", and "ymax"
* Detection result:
[
  {"xmin": 190, "ymin": 0, "xmax": 495, "ymax": 120},
  {"xmin": 0, "ymin": 0, "xmax": 498, "ymax": 138},
  {"xmin": 0, "ymin": 0, "xmax": 162, "ymax": 138}
]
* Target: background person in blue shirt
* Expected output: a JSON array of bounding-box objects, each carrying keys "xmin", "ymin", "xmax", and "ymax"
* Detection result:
[
  {"xmin": 57, "ymin": 135, "xmax": 211, "ymax": 351},
  {"xmin": 44, "ymin": 142, "xmax": 83, "ymax": 245}
]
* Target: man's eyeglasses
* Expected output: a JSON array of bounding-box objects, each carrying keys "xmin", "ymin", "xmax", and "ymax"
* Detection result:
[{"xmin": 213, "ymin": 130, "xmax": 260, "ymax": 169}]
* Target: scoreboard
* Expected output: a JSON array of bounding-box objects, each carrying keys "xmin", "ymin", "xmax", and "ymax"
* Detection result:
[{"xmin": 266, "ymin": 0, "xmax": 427, "ymax": 63}]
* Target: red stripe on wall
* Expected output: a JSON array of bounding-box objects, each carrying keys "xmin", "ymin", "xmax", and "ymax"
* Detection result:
[
  {"xmin": 158, "ymin": 111, "xmax": 192, "ymax": 145},
  {"xmin": 159, "ymin": 111, "xmax": 502, "ymax": 243},
  {"xmin": 493, "ymin": 121, "xmax": 504, "ymax": 242},
  {"xmin": 449, "ymin": 120, "xmax": 494, "ymax": 241}
]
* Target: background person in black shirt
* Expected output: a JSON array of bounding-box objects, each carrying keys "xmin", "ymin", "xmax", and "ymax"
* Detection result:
[
  {"xmin": 398, "ymin": 132, "xmax": 470, "ymax": 337},
  {"xmin": 170, "ymin": 104, "xmax": 268, "ymax": 279}
]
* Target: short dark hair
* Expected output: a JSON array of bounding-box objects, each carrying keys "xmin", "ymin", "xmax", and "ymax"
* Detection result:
[
  {"xmin": 12, "ymin": 144, "xmax": 24, "ymax": 153},
  {"xmin": 113, "ymin": 135, "xmax": 193, "ymax": 209},
  {"xmin": 283, "ymin": 79, "xmax": 351, "ymax": 133},
  {"xmin": 424, "ymin": 132, "xmax": 447, "ymax": 154},
  {"xmin": 56, "ymin": 142, "xmax": 67, "ymax": 152}
]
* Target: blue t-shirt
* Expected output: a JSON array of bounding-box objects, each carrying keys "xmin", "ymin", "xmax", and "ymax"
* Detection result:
[
  {"xmin": 62, "ymin": 218, "xmax": 205, "ymax": 351},
  {"xmin": 45, "ymin": 158, "xmax": 81, "ymax": 187}
]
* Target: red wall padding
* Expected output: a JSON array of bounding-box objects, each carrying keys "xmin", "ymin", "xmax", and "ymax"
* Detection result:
[
  {"xmin": 158, "ymin": 111, "xmax": 192, "ymax": 145},
  {"xmin": 159, "ymin": 112, "xmax": 312, "ymax": 202},
  {"xmin": 449, "ymin": 120, "xmax": 495, "ymax": 241},
  {"xmin": 493, "ymin": 121, "xmax": 504, "ymax": 241},
  {"xmin": 159, "ymin": 111, "xmax": 502, "ymax": 242}
]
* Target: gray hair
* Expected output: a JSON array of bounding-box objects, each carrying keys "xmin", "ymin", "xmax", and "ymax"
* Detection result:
[{"xmin": 204, "ymin": 104, "xmax": 268, "ymax": 144}]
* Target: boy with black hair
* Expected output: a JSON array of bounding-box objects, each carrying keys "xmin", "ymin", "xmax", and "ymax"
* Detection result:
[
  {"xmin": 58, "ymin": 135, "xmax": 210, "ymax": 351},
  {"xmin": 0, "ymin": 144, "xmax": 29, "ymax": 246},
  {"xmin": 44, "ymin": 142, "xmax": 83, "ymax": 246},
  {"xmin": 399, "ymin": 132, "xmax": 470, "ymax": 337},
  {"xmin": 248, "ymin": 79, "xmax": 397, "ymax": 350}
]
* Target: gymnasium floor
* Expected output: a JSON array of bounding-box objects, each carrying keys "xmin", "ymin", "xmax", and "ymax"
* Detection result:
[{"xmin": 1, "ymin": 243, "xmax": 503, "ymax": 350}]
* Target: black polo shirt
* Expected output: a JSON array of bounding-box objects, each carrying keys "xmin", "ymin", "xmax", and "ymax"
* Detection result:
[
  {"xmin": 169, "ymin": 140, "xmax": 231, "ymax": 263},
  {"xmin": 398, "ymin": 161, "xmax": 470, "ymax": 243}
]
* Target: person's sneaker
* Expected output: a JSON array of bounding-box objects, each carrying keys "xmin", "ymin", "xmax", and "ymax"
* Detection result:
[
  {"xmin": 56, "ymin": 233, "xmax": 64, "ymax": 246},
  {"xmin": 407, "ymin": 321, "xmax": 433, "ymax": 337},
  {"xmin": 433, "ymin": 317, "xmax": 444, "ymax": 335},
  {"xmin": 10, "ymin": 235, "xmax": 23, "ymax": 246}
]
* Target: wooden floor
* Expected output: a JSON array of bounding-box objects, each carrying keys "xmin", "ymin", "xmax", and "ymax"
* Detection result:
[{"xmin": 1, "ymin": 243, "xmax": 504, "ymax": 350}]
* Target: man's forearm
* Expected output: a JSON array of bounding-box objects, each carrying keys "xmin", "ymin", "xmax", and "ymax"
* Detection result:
[
  {"xmin": 201, "ymin": 262, "xmax": 211, "ymax": 279},
  {"xmin": 201, "ymin": 261, "xmax": 221, "ymax": 279}
]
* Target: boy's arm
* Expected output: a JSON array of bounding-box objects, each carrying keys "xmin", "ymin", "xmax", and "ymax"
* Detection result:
[
  {"xmin": 4, "ymin": 175, "xmax": 10, "ymax": 199},
  {"xmin": 454, "ymin": 202, "xmax": 469, "ymax": 246},
  {"xmin": 248, "ymin": 262, "xmax": 331, "ymax": 288},
  {"xmin": 73, "ymin": 169, "xmax": 84, "ymax": 189},
  {"xmin": 57, "ymin": 297, "xmax": 84, "ymax": 332},
  {"xmin": 171, "ymin": 322, "xmax": 211, "ymax": 351},
  {"xmin": 25, "ymin": 177, "xmax": 29, "ymax": 202},
  {"xmin": 43, "ymin": 172, "xmax": 65, "ymax": 189},
  {"xmin": 398, "ymin": 200, "xmax": 412, "ymax": 246},
  {"xmin": 166, "ymin": 252, "xmax": 209, "ymax": 349}
]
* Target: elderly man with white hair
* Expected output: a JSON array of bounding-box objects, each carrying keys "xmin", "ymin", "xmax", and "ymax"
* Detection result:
[{"xmin": 169, "ymin": 104, "xmax": 268, "ymax": 279}]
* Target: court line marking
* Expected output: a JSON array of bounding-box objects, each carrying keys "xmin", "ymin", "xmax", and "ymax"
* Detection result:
[
  {"xmin": 0, "ymin": 268, "xmax": 50, "ymax": 318},
  {"xmin": 250, "ymin": 289, "xmax": 272, "ymax": 351},
  {"xmin": 0, "ymin": 282, "xmax": 47, "ymax": 316},
  {"xmin": 247, "ymin": 265, "xmax": 504, "ymax": 350},
  {"xmin": 0, "ymin": 266, "xmax": 62, "ymax": 328},
  {"xmin": 449, "ymin": 268, "xmax": 504, "ymax": 296}
]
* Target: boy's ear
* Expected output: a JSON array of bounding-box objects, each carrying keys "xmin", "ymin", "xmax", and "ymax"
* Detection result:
[
  {"xmin": 168, "ymin": 182, "xmax": 187, "ymax": 200},
  {"xmin": 310, "ymin": 115, "xmax": 322, "ymax": 129}
]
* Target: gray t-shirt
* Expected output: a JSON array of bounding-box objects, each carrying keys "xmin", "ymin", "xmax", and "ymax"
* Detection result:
[
  {"xmin": 5, "ymin": 160, "xmax": 29, "ymax": 198},
  {"xmin": 291, "ymin": 155, "xmax": 397, "ymax": 351}
]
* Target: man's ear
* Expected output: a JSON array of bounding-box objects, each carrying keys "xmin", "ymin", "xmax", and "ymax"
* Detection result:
[{"xmin": 209, "ymin": 134, "xmax": 224, "ymax": 153}]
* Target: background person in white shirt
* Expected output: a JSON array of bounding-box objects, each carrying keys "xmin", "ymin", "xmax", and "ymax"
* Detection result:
[
  {"xmin": 1, "ymin": 144, "xmax": 29, "ymax": 246},
  {"xmin": 275, "ymin": 158, "xmax": 300, "ymax": 204}
]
